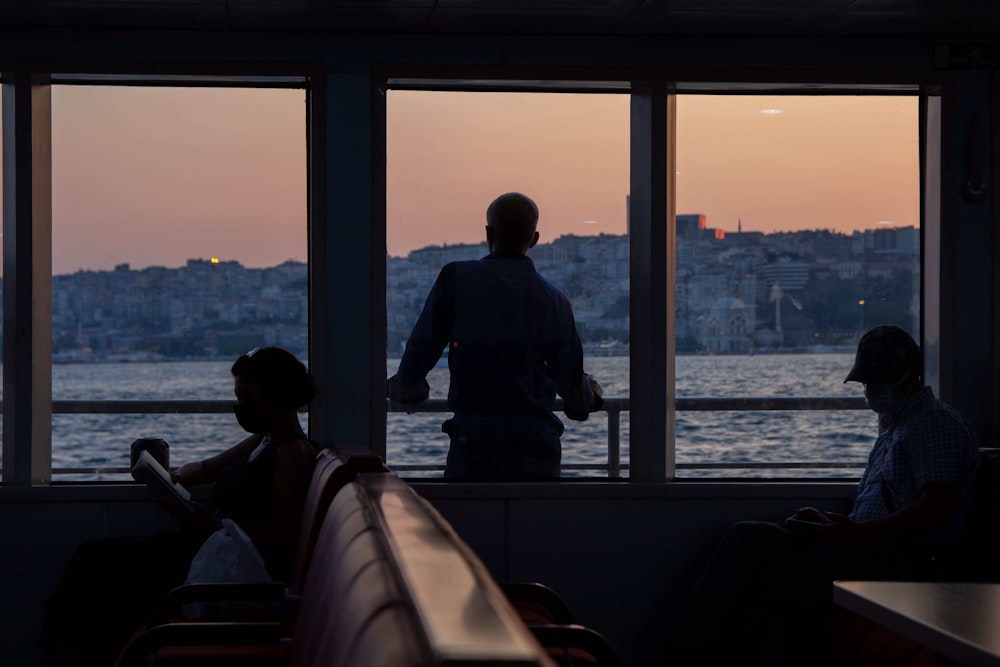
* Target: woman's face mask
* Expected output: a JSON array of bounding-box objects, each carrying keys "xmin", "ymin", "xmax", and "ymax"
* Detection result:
[
  {"xmin": 233, "ymin": 376, "xmax": 272, "ymax": 434},
  {"xmin": 233, "ymin": 401, "xmax": 271, "ymax": 434}
]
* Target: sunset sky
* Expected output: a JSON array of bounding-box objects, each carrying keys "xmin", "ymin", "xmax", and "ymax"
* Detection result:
[{"xmin": 10, "ymin": 86, "xmax": 918, "ymax": 274}]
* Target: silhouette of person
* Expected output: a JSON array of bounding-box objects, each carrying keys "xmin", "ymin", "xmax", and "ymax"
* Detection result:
[
  {"xmin": 387, "ymin": 192, "xmax": 604, "ymax": 480},
  {"xmin": 41, "ymin": 346, "xmax": 317, "ymax": 666},
  {"xmin": 665, "ymin": 325, "xmax": 979, "ymax": 666}
]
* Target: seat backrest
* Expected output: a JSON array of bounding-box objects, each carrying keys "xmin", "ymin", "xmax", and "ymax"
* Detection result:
[
  {"xmin": 287, "ymin": 476, "xmax": 428, "ymax": 667},
  {"xmin": 952, "ymin": 448, "xmax": 1000, "ymax": 580},
  {"xmin": 288, "ymin": 445, "xmax": 387, "ymax": 593},
  {"xmin": 359, "ymin": 473, "xmax": 553, "ymax": 666},
  {"xmin": 289, "ymin": 473, "xmax": 553, "ymax": 667}
]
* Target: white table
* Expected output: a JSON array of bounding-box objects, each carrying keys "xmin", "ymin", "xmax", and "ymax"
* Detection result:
[{"xmin": 833, "ymin": 580, "xmax": 1000, "ymax": 667}]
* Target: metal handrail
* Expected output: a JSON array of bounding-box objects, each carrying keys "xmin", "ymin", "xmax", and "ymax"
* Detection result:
[
  {"xmin": 41, "ymin": 397, "xmax": 870, "ymax": 477},
  {"xmin": 387, "ymin": 397, "xmax": 869, "ymax": 476}
]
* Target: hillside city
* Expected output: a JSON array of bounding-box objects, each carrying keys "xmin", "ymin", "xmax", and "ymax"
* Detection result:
[{"xmin": 38, "ymin": 214, "xmax": 917, "ymax": 362}]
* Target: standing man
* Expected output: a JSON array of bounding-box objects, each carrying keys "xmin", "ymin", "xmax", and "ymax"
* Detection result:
[
  {"xmin": 387, "ymin": 192, "xmax": 604, "ymax": 480},
  {"xmin": 665, "ymin": 324, "xmax": 979, "ymax": 665}
]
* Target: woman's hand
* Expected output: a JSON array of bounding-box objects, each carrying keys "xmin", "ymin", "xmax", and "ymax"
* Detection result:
[{"xmin": 171, "ymin": 460, "xmax": 205, "ymax": 486}]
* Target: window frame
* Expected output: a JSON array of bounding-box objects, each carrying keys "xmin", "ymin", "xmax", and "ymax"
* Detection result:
[
  {"xmin": 0, "ymin": 63, "xmax": 946, "ymax": 485},
  {"xmin": 1, "ymin": 68, "xmax": 320, "ymax": 485},
  {"xmin": 379, "ymin": 70, "xmax": 933, "ymax": 484}
]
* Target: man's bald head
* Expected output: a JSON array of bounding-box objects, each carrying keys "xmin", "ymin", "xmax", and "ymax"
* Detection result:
[{"xmin": 486, "ymin": 192, "xmax": 540, "ymax": 253}]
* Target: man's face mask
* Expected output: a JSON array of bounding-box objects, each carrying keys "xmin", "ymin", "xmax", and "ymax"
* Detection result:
[
  {"xmin": 863, "ymin": 384, "xmax": 898, "ymax": 414},
  {"xmin": 863, "ymin": 369, "xmax": 913, "ymax": 414}
]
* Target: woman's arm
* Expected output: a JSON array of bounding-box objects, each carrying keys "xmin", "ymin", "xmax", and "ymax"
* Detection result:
[{"xmin": 172, "ymin": 434, "xmax": 262, "ymax": 486}]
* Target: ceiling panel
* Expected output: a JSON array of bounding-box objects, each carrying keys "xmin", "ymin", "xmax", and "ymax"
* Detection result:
[
  {"xmin": 228, "ymin": 5, "xmax": 433, "ymax": 32},
  {"xmin": 0, "ymin": 0, "xmax": 998, "ymax": 36},
  {"xmin": 5, "ymin": 0, "xmax": 229, "ymax": 30}
]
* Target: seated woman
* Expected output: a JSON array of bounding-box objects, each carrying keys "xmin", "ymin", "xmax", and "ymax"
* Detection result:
[{"xmin": 40, "ymin": 346, "xmax": 318, "ymax": 667}]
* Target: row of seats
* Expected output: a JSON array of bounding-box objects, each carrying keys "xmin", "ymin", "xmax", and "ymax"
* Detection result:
[{"xmin": 115, "ymin": 445, "xmax": 621, "ymax": 666}]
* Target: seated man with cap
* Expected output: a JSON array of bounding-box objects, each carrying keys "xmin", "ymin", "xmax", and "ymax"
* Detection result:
[{"xmin": 664, "ymin": 324, "xmax": 979, "ymax": 666}]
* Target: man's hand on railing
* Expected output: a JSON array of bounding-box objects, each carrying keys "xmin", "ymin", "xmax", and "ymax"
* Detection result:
[
  {"xmin": 386, "ymin": 374, "xmax": 430, "ymax": 408},
  {"xmin": 587, "ymin": 374, "xmax": 603, "ymax": 398}
]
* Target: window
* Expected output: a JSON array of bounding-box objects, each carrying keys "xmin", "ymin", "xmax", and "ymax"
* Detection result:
[
  {"xmin": 386, "ymin": 89, "xmax": 630, "ymax": 478},
  {"xmin": 674, "ymin": 93, "xmax": 919, "ymax": 478},
  {"xmin": 50, "ymin": 84, "xmax": 307, "ymax": 480}
]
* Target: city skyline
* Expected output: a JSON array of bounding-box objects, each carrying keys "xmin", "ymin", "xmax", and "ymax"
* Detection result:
[
  {"xmin": 44, "ymin": 223, "xmax": 918, "ymax": 362},
  {"xmin": 47, "ymin": 219, "xmax": 917, "ymax": 274},
  {"xmin": 4, "ymin": 87, "xmax": 916, "ymax": 274}
]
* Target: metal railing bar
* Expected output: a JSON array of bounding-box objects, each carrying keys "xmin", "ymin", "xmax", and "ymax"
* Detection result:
[
  {"xmin": 51, "ymin": 461, "xmax": 865, "ymax": 475},
  {"xmin": 676, "ymin": 397, "xmax": 867, "ymax": 411},
  {"xmin": 0, "ymin": 396, "xmax": 864, "ymax": 414},
  {"xmin": 676, "ymin": 461, "xmax": 865, "ymax": 469},
  {"xmin": 387, "ymin": 397, "xmax": 868, "ymax": 411},
  {"xmin": 50, "ymin": 400, "xmax": 235, "ymax": 414},
  {"xmin": 382, "ymin": 462, "xmax": 865, "ymax": 472},
  {"xmin": 40, "ymin": 396, "xmax": 871, "ymax": 477}
]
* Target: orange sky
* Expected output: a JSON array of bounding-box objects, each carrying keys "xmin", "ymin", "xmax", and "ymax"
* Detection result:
[
  {"xmin": 10, "ymin": 87, "xmax": 917, "ymax": 273},
  {"xmin": 50, "ymin": 86, "xmax": 308, "ymax": 275},
  {"xmin": 387, "ymin": 92, "xmax": 918, "ymax": 255}
]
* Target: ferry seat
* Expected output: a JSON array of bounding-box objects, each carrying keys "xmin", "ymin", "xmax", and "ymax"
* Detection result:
[
  {"xmin": 500, "ymin": 581, "xmax": 576, "ymax": 624},
  {"xmin": 896, "ymin": 447, "xmax": 1000, "ymax": 583},
  {"xmin": 145, "ymin": 444, "xmax": 387, "ymax": 627},
  {"xmin": 115, "ymin": 473, "xmax": 557, "ymax": 667},
  {"xmin": 528, "ymin": 624, "xmax": 624, "ymax": 666},
  {"xmin": 944, "ymin": 447, "xmax": 1000, "ymax": 581},
  {"xmin": 499, "ymin": 582, "xmax": 623, "ymax": 665},
  {"xmin": 115, "ymin": 475, "xmax": 415, "ymax": 667}
]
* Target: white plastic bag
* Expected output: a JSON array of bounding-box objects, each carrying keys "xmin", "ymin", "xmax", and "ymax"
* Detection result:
[{"xmin": 181, "ymin": 518, "xmax": 276, "ymax": 618}]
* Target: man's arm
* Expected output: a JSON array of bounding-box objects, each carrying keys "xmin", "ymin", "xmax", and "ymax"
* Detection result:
[
  {"xmin": 805, "ymin": 483, "xmax": 960, "ymax": 545},
  {"xmin": 387, "ymin": 264, "xmax": 455, "ymax": 404},
  {"xmin": 548, "ymin": 300, "xmax": 602, "ymax": 421},
  {"xmin": 806, "ymin": 410, "xmax": 978, "ymax": 545}
]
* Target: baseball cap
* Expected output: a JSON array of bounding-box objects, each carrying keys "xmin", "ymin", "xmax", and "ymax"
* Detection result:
[{"xmin": 844, "ymin": 325, "xmax": 921, "ymax": 384}]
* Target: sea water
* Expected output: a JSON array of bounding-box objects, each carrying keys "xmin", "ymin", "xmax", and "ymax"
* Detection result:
[{"xmin": 30, "ymin": 353, "xmax": 875, "ymax": 481}]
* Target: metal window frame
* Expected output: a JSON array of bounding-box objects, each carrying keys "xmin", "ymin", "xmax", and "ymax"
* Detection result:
[
  {"xmin": 0, "ymin": 69, "xmax": 318, "ymax": 485},
  {"xmin": 379, "ymin": 73, "xmax": 928, "ymax": 483},
  {"xmin": 2, "ymin": 74, "xmax": 53, "ymax": 485},
  {"xmin": 0, "ymin": 63, "xmax": 940, "ymax": 485}
]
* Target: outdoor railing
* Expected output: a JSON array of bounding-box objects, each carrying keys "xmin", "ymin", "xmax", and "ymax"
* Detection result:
[{"xmin": 38, "ymin": 396, "xmax": 870, "ymax": 477}]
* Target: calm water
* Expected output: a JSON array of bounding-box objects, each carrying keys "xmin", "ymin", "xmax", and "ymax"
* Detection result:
[{"xmin": 29, "ymin": 353, "xmax": 877, "ymax": 481}]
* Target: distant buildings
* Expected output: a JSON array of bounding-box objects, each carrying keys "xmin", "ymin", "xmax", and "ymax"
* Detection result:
[
  {"xmin": 19, "ymin": 217, "xmax": 919, "ymax": 361},
  {"xmin": 49, "ymin": 258, "xmax": 308, "ymax": 361},
  {"xmin": 388, "ymin": 218, "xmax": 919, "ymax": 355}
]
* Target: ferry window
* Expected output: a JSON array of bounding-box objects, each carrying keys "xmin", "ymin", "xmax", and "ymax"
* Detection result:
[
  {"xmin": 386, "ymin": 90, "xmax": 630, "ymax": 478},
  {"xmin": 50, "ymin": 85, "xmax": 307, "ymax": 480},
  {"xmin": 674, "ymin": 94, "xmax": 919, "ymax": 478}
]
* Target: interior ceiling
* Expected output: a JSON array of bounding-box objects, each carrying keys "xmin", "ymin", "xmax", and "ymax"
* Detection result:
[{"xmin": 2, "ymin": 0, "xmax": 1000, "ymax": 37}]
